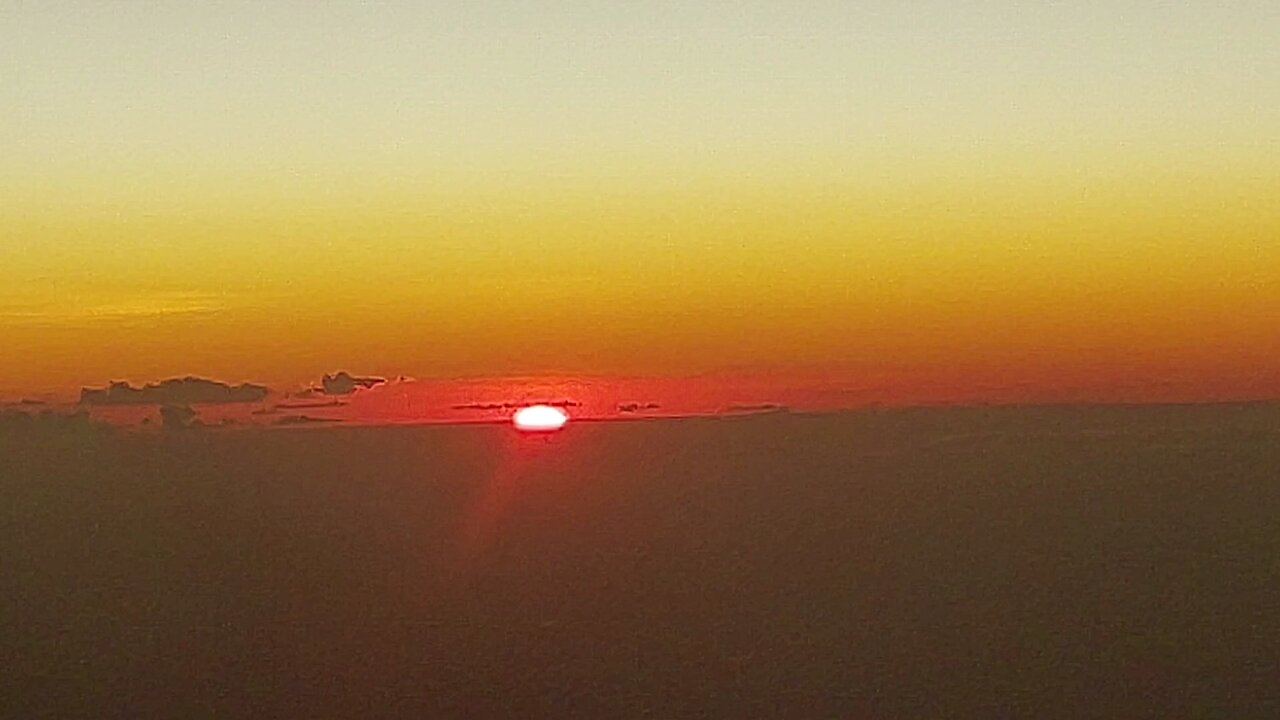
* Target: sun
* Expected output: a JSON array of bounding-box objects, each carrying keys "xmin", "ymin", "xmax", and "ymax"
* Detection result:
[{"xmin": 512, "ymin": 405, "xmax": 569, "ymax": 432}]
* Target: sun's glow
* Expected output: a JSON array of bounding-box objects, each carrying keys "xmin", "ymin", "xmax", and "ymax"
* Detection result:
[{"xmin": 512, "ymin": 405, "xmax": 569, "ymax": 432}]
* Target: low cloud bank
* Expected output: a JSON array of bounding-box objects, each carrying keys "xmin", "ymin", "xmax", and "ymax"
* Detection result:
[
  {"xmin": 80, "ymin": 378, "xmax": 269, "ymax": 406},
  {"xmin": 320, "ymin": 372, "xmax": 386, "ymax": 395},
  {"xmin": 0, "ymin": 409, "xmax": 102, "ymax": 435},
  {"xmin": 619, "ymin": 402, "xmax": 661, "ymax": 413},
  {"xmin": 452, "ymin": 399, "xmax": 582, "ymax": 411},
  {"xmin": 724, "ymin": 403, "xmax": 788, "ymax": 415},
  {"xmin": 159, "ymin": 404, "xmax": 199, "ymax": 431},
  {"xmin": 276, "ymin": 400, "xmax": 345, "ymax": 410},
  {"xmin": 276, "ymin": 415, "xmax": 343, "ymax": 426}
]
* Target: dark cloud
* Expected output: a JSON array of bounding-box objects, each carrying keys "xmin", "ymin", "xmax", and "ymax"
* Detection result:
[
  {"xmin": 452, "ymin": 399, "xmax": 583, "ymax": 411},
  {"xmin": 1, "ymin": 399, "xmax": 48, "ymax": 411},
  {"xmin": 452, "ymin": 402, "xmax": 508, "ymax": 411},
  {"xmin": 275, "ymin": 415, "xmax": 343, "ymax": 426},
  {"xmin": 320, "ymin": 372, "xmax": 386, "ymax": 395},
  {"xmin": 159, "ymin": 404, "xmax": 199, "ymax": 431},
  {"xmin": 724, "ymin": 403, "xmax": 788, "ymax": 415},
  {"xmin": 0, "ymin": 409, "xmax": 104, "ymax": 438},
  {"xmin": 275, "ymin": 400, "xmax": 345, "ymax": 410},
  {"xmin": 80, "ymin": 377, "xmax": 268, "ymax": 406},
  {"xmin": 618, "ymin": 402, "xmax": 661, "ymax": 413}
]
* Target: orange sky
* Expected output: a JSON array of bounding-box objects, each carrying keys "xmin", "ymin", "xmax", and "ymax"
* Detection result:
[{"xmin": 2, "ymin": 3, "xmax": 1278, "ymax": 405}]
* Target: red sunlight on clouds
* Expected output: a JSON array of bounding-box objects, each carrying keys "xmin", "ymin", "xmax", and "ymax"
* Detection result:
[{"xmin": 68, "ymin": 365, "xmax": 1280, "ymax": 431}]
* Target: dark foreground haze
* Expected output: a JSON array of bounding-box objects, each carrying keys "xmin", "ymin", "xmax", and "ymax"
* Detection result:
[{"xmin": 4, "ymin": 405, "xmax": 1279, "ymax": 717}]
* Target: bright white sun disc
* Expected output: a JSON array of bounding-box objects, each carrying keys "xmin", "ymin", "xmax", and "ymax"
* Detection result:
[{"xmin": 512, "ymin": 405, "xmax": 569, "ymax": 432}]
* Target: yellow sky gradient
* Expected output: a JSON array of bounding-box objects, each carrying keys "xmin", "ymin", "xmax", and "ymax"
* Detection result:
[{"xmin": 2, "ymin": 2, "xmax": 1277, "ymax": 400}]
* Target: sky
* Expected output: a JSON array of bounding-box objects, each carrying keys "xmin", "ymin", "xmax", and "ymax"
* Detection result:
[{"xmin": 2, "ymin": 1, "xmax": 1278, "ymax": 402}]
